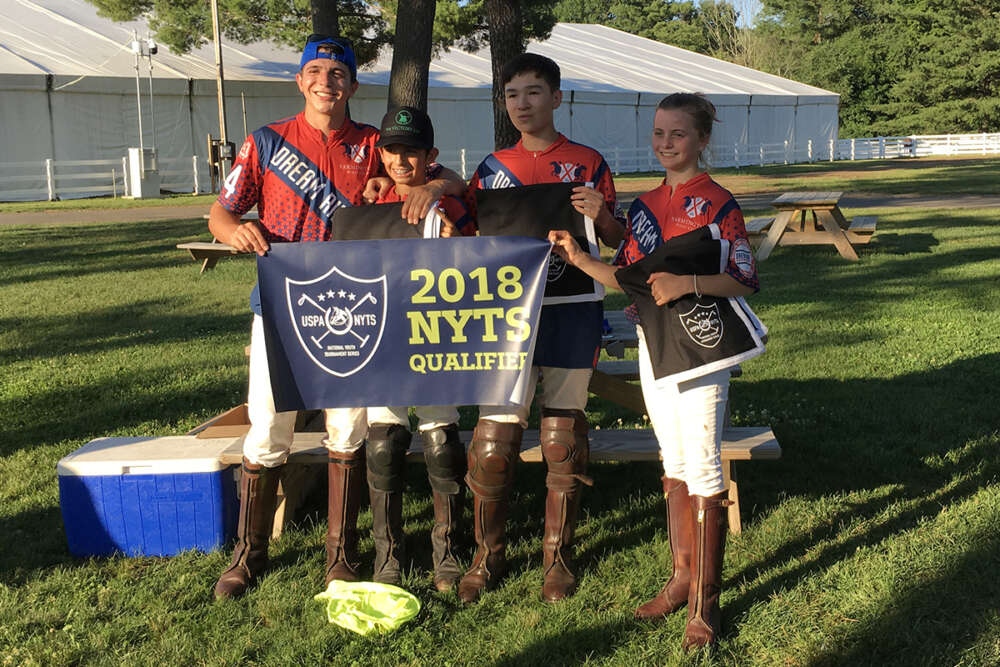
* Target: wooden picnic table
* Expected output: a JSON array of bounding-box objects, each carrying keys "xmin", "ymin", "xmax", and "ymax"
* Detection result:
[
  {"xmin": 754, "ymin": 191, "xmax": 876, "ymax": 262},
  {"xmin": 177, "ymin": 210, "xmax": 258, "ymax": 272}
]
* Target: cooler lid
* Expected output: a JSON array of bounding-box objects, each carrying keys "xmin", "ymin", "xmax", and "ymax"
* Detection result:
[{"xmin": 57, "ymin": 436, "xmax": 243, "ymax": 476}]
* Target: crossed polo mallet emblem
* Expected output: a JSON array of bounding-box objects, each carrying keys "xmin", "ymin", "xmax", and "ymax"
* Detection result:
[{"xmin": 297, "ymin": 291, "xmax": 377, "ymax": 349}]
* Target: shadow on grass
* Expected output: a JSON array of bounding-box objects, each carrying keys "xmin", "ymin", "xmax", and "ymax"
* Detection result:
[
  {"xmin": 0, "ymin": 504, "xmax": 76, "ymax": 586},
  {"xmin": 0, "ymin": 299, "xmax": 250, "ymax": 365},
  {"xmin": 0, "ymin": 219, "xmax": 212, "ymax": 287},
  {"xmin": 804, "ymin": 520, "xmax": 1000, "ymax": 667},
  {"xmin": 493, "ymin": 618, "xmax": 637, "ymax": 667},
  {"xmin": 716, "ymin": 353, "xmax": 1000, "ymax": 662},
  {"xmin": 0, "ymin": 364, "xmax": 247, "ymax": 457}
]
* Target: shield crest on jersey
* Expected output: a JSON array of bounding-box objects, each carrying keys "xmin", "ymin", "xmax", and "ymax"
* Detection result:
[
  {"xmin": 678, "ymin": 301, "xmax": 724, "ymax": 349},
  {"xmin": 286, "ymin": 267, "xmax": 387, "ymax": 377},
  {"xmin": 546, "ymin": 254, "xmax": 567, "ymax": 282}
]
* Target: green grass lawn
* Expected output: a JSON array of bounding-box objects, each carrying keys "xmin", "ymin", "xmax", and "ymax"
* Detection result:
[
  {"xmin": 615, "ymin": 156, "xmax": 1000, "ymax": 198},
  {"xmin": 1, "ymin": 203, "xmax": 999, "ymax": 665},
  {"xmin": 0, "ymin": 193, "xmax": 217, "ymax": 214}
]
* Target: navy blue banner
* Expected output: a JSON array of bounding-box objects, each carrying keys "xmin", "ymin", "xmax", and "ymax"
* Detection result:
[{"xmin": 257, "ymin": 236, "xmax": 551, "ymax": 410}]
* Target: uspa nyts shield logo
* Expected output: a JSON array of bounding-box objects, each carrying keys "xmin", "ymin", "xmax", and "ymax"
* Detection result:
[
  {"xmin": 286, "ymin": 267, "xmax": 387, "ymax": 376},
  {"xmin": 679, "ymin": 301, "xmax": 724, "ymax": 348}
]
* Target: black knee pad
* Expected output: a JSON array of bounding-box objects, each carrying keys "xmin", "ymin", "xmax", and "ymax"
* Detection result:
[
  {"xmin": 422, "ymin": 424, "xmax": 466, "ymax": 495},
  {"xmin": 366, "ymin": 423, "xmax": 411, "ymax": 493}
]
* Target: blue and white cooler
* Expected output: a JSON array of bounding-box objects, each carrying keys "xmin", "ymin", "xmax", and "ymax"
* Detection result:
[{"xmin": 57, "ymin": 436, "xmax": 241, "ymax": 557}]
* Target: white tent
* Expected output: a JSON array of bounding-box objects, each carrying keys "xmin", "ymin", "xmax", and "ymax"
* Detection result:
[{"xmin": 1, "ymin": 0, "xmax": 839, "ymax": 200}]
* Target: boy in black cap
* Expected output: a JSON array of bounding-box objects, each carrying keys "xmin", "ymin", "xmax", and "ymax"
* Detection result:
[{"xmin": 360, "ymin": 106, "xmax": 475, "ymax": 590}]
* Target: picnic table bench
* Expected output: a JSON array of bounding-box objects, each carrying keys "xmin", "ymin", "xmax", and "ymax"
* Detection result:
[
  {"xmin": 751, "ymin": 192, "xmax": 877, "ymax": 261},
  {"xmin": 187, "ymin": 406, "xmax": 778, "ymax": 538},
  {"xmin": 176, "ymin": 210, "xmax": 258, "ymax": 272}
]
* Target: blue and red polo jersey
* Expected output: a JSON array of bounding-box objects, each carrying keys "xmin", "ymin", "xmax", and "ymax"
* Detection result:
[
  {"xmin": 616, "ymin": 172, "xmax": 758, "ymax": 292},
  {"xmin": 218, "ymin": 112, "xmax": 381, "ymax": 243},
  {"xmin": 469, "ymin": 134, "xmax": 622, "ymax": 369}
]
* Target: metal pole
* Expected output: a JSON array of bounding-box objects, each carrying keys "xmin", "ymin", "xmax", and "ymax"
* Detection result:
[
  {"xmin": 45, "ymin": 158, "xmax": 54, "ymax": 201},
  {"xmin": 211, "ymin": 0, "xmax": 229, "ymax": 178},
  {"xmin": 147, "ymin": 38, "xmax": 156, "ymax": 151},
  {"xmin": 241, "ymin": 92, "xmax": 248, "ymax": 139},
  {"xmin": 133, "ymin": 30, "xmax": 144, "ymax": 153}
]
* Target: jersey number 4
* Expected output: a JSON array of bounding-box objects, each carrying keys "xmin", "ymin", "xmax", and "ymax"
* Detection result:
[{"xmin": 223, "ymin": 165, "xmax": 244, "ymax": 199}]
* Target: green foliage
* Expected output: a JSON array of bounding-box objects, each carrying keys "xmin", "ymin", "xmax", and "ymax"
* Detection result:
[
  {"xmin": 86, "ymin": 0, "xmax": 389, "ymax": 66},
  {"xmin": 759, "ymin": 0, "xmax": 1000, "ymax": 136}
]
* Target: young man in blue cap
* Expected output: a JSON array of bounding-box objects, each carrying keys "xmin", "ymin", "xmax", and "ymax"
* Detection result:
[{"xmin": 209, "ymin": 35, "xmax": 463, "ymax": 599}]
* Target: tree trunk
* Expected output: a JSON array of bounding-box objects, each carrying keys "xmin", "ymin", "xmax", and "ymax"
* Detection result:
[
  {"xmin": 387, "ymin": 0, "xmax": 436, "ymax": 110},
  {"xmin": 311, "ymin": 0, "xmax": 340, "ymax": 36},
  {"xmin": 485, "ymin": 0, "xmax": 524, "ymax": 150}
]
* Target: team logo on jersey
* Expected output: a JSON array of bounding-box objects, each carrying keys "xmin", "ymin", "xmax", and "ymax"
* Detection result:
[
  {"xmin": 238, "ymin": 139, "xmax": 252, "ymax": 161},
  {"xmin": 732, "ymin": 238, "xmax": 755, "ymax": 278},
  {"xmin": 547, "ymin": 254, "xmax": 567, "ymax": 282},
  {"xmin": 683, "ymin": 196, "xmax": 710, "ymax": 219},
  {"xmin": 343, "ymin": 144, "xmax": 368, "ymax": 164},
  {"xmin": 679, "ymin": 302, "xmax": 723, "ymax": 348},
  {"xmin": 551, "ymin": 162, "xmax": 586, "ymax": 183},
  {"xmin": 286, "ymin": 267, "xmax": 387, "ymax": 377}
]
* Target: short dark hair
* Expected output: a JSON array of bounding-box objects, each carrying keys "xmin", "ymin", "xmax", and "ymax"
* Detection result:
[
  {"xmin": 657, "ymin": 93, "xmax": 717, "ymax": 139},
  {"xmin": 501, "ymin": 53, "xmax": 560, "ymax": 91}
]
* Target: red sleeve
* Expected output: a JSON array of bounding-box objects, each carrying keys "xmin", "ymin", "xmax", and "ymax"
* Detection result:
[
  {"xmin": 461, "ymin": 177, "xmax": 480, "ymax": 222},
  {"xmin": 439, "ymin": 195, "xmax": 476, "ymax": 235},
  {"xmin": 217, "ymin": 136, "xmax": 262, "ymax": 216},
  {"xmin": 717, "ymin": 205, "xmax": 759, "ymax": 292},
  {"xmin": 594, "ymin": 159, "xmax": 625, "ymax": 225}
]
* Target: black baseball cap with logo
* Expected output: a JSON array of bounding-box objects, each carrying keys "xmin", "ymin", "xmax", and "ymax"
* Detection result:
[{"xmin": 376, "ymin": 106, "xmax": 434, "ymax": 150}]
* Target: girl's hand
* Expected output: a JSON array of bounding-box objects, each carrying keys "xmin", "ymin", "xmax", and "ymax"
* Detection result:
[
  {"xmin": 548, "ymin": 230, "xmax": 585, "ymax": 266},
  {"xmin": 647, "ymin": 271, "xmax": 695, "ymax": 305}
]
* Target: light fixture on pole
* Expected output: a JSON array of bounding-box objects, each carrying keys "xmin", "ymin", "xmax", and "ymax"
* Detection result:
[{"xmin": 127, "ymin": 30, "xmax": 160, "ymax": 198}]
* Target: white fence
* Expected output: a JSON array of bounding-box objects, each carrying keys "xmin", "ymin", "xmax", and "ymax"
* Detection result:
[{"xmin": 4, "ymin": 132, "xmax": 1000, "ymax": 201}]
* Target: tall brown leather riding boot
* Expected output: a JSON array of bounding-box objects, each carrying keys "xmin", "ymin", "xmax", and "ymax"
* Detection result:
[
  {"xmin": 635, "ymin": 477, "xmax": 694, "ymax": 619},
  {"xmin": 540, "ymin": 410, "xmax": 594, "ymax": 602},
  {"xmin": 325, "ymin": 447, "xmax": 365, "ymax": 585},
  {"xmin": 214, "ymin": 458, "xmax": 281, "ymax": 599},
  {"xmin": 682, "ymin": 491, "xmax": 731, "ymax": 651},
  {"xmin": 368, "ymin": 423, "xmax": 412, "ymax": 585},
  {"xmin": 457, "ymin": 420, "xmax": 523, "ymax": 604},
  {"xmin": 423, "ymin": 424, "xmax": 466, "ymax": 592}
]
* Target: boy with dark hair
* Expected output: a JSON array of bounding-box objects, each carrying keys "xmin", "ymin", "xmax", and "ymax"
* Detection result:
[
  {"xmin": 458, "ymin": 53, "xmax": 625, "ymax": 604},
  {"xmin": 360, "ymin": 105, "xmax": 474, "ymax": 591},
  {"xmin": 208, "ymin": 36, "xmax": 463, "ymax": 599}
]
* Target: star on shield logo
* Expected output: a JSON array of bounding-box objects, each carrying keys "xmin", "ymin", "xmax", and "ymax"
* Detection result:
[
  {"xmin": 286, "ymin": 267, "xmax": 387, "ymax": 377},
  {"xmin": 678, "ymin": 301, "xmax": 724, "ymax": 348}
]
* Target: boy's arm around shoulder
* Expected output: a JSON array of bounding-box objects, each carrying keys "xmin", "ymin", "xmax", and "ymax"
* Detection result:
[{"xmin": 400, "ymin": 166, "xmax": 466, "ymax": 224}]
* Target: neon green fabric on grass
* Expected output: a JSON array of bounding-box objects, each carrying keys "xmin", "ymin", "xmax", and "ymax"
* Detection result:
[{"xmin": 314, "ymin": 580, "xmax": 421, "ymax": 635}]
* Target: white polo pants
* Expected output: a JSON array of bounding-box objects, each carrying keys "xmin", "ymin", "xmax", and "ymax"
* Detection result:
[
  {"xmin": 637, "ymin": 326, "xmax": 730, "ymax": 497},
  {"xmin": 243, "ymin": 317, "xmax": 459, "ymax": 466}
]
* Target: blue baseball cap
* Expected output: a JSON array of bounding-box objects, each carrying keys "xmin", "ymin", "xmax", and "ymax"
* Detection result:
[{"xmin": 300, "ymin": 34, "xmax": 357, "ymax": 79}]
